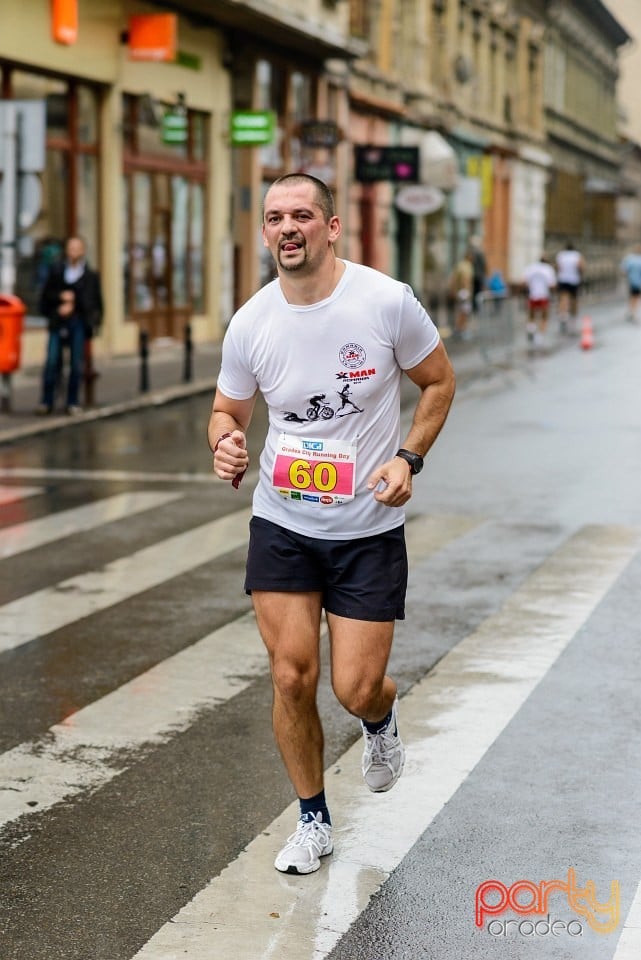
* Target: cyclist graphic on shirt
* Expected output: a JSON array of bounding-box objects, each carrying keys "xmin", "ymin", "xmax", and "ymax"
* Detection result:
[{"xmin": 282, "ymin": 387, "xmax": 364, "ymax": 423}]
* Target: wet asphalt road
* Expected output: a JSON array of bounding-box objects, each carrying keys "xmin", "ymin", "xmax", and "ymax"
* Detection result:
[{"xmin": 1, "ymin": 302, "xmax": 641, "ymax": 960}]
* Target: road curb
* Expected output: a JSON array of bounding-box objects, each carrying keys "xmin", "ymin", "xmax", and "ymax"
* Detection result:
[{"xmin": 0, "ymin": 377, "xmax": 218, "ymax": 445}]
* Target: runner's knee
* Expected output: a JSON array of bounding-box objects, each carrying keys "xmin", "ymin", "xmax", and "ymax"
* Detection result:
[
  {"xmin": 271, "ymin": 656, "xmax": 319, "ymax": 702},
  {"xmin": 332, "ymin": 674, "xmax": 383, "ymax": 718}
]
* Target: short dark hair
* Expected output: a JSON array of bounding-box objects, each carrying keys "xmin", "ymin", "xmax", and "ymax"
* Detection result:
[{"xmin": 265, "ymin": 173, "xmax": 335, "ymax": 222}]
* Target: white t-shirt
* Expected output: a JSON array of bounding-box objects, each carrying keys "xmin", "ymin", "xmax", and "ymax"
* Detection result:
[
  {"xmin": 556, "ymin": 249, "xmax": 582, "ymax": 285},
  {"xmin": 524, "ymin": 261, "xmax": 556, "ymax": 300},
  {"xmin": 216, "ymin": 260, "xmax": 440, "ymax": 539}
]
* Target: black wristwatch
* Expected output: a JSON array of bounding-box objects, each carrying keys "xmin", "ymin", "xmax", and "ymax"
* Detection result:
[{"xmin": 396, "ymin": 448, "xmax": 424, "ymax": 476}]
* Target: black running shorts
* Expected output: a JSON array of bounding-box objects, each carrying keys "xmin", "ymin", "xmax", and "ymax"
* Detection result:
[{"xmin": 244, "ymin": 516, "xmax": 408, "ymax": 621}]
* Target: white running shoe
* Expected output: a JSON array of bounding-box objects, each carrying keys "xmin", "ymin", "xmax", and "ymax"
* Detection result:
[
  {"xmin": 361, "ymin": 696, "xmax": 405, "ymax": 793},
  {"xmin": 274, "ymin": 812, "xmax": 333, "ymax": 875}
]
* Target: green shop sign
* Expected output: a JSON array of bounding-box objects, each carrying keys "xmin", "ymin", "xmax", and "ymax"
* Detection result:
[
  {"xmin": 161, "ymin": 109, "xmax": 188, "ymax": 145},
  {"xmin": 230, "ymin": 110, "xmax": 275, "ymax": 146}
]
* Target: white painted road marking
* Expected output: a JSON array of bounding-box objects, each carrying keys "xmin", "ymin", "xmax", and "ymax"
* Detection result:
[
  {"xmin": 0, "ymin": 612, "xmax": 264, "ymax": 830},
  {"xmin": 613, "ymin": 876, "xmax": 641, "ymax": 959},
  {"xmin": 0, "ymin": 507, "xmax": 252, "ymax": 654},
  {"xmin": 0, "ymin": 491, "xmax": 183, "ymax": 558},
  {"xmin": 130, "ymin": 524, "xmax": 638, "ymax": 960},
  {"xmin": 0, "ymin": 467, "xmax": 238, "ymax": 485}
]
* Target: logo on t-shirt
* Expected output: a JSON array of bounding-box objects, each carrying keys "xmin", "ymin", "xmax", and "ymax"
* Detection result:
[{"xmin": 339, "ymin": 342, "xmax": 366, "ymax": 369}]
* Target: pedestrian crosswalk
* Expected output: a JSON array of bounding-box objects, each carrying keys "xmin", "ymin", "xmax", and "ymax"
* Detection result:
[
  {"xmin": 0, "ymin": 506, "xmax": 252, "ymax": 653},
  {"xmin": 1, "ymin": 475, "xmax": 640, "ymax": 960},
  {"xmin": 1, "ymin": 491, "xmax": 183, "ymax": 558}
]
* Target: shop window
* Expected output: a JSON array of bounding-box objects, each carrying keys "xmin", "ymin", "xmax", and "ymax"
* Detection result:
[
  {"xmin": 189, "ymin": 183, "xmax": 205, "ymax": 313},
  {"xmin": 77, "ymin": 86, "xmax": 98, "ymax": 145},
  {"xmin": 12, "ymin": 73, "xmax": 69, "ymax": 140},
  {"xmin": 171, "ymin": 176, "xmax": 189, "ymax": 307},
  {"xmin": 350, "ymin": 0, "xmax": 370, "ymax": 38},
  {"xmin": 257, "ymin": 60, "xmax": 285, "ymax": 169},
  {"xmin": 255, "ymin": 59, "xmax": 316, "ymax": 176},
  {"xmin": 77, "ymin": 154, "xmax": 98, "ymax": 258},
  {"xmin": 2, "ymin": 69, "xmax": 100, "ymax": 317},
  {"xmin": 122, "ymin": 95, "xmax": 208, "ymax": 337}
]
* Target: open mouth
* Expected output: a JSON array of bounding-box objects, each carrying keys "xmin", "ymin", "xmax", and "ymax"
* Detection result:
[{"xmin": 280, "ymin": 240, "xmax": 303, "ymax": 253}]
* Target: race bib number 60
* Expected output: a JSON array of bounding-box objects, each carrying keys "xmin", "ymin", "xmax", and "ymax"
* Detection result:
[{"xmin": 272, "ymin": 433, "xmax": 357, "ymax": 506}]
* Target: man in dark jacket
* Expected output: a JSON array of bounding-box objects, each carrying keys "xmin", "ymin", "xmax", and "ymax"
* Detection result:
[{"xmin": 37, "ymin": 236, "xmax": 103, "ymax": 415}]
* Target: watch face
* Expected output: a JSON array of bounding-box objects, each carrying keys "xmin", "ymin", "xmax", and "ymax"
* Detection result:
[{"xmin": 397, "ymin": 449, "xmax": 423, "ymax": 475}]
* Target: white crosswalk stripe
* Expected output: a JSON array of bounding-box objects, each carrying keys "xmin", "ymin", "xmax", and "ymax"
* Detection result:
[
  {"xmin": 613, "ymin": 879, "xmax": 641, "ymax": 959},
  {"xmin": 0, "ymin": 612, "xmax": 265, "ymax": 829},
  {"xmin": 0, "ymin": 507, "xmax": 252, "ymax": 654},
  {"xmin": 0, "ymin": 490, "xmax": 183, "ymax": 558}
]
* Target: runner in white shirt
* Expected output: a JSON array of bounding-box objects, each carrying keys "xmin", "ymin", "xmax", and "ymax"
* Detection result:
[
  {"xmin": 208, "ymin": 173, "xmax": 455, "ymax": 875},
  {"xmin": 523, "ymin": 255, "xmax": 557, "ymax": 351},
  {"xmin": 556, "ymin": 242, "xmax": 585, "ymax": 334}
]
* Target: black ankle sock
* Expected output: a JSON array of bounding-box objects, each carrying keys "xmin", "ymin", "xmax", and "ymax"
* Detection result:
[
  {"xmin": 363, "ymin": 707, "xmax": 394, "ymax": 735},
  {"xmin": 299, "ymin": 789, "xmax": 331, "ymax": 825}
]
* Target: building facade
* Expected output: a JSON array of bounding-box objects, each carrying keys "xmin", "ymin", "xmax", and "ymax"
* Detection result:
[
  {"xmin": 0, "ymin": 0, "xmax": 634, "ymax": 367},
  {"xmin": 543, "ymin": 0, "xmax": 630, "ymax": 288},
  {"xmin": 1, "ymin": 0, "xmax": 358, "ymax": 364},
  {"xmin": 1, "ymin": 0, "xmax": 234, "ymax": 362},
  {"xmin": 599, "ymin": 0, "xmax": 641, "ymax": 263}
]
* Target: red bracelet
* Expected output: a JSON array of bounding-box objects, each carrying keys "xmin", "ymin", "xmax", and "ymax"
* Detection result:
[{"xmin": 213, "ymin": 432, "xmax": 246, "ymax": 489}]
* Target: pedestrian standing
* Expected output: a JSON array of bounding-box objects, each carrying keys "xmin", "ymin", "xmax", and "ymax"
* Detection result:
[
  {"xmin": 620, "ymin": 243, "xmax": 641, "ymax": 323},
  {"xmin": 523, "ymin": 254, "xmax": 557, "ymax": 351},
  {"xmin": 449, "ymin": 249, "xmax": 475, "ymax": 339},
  {"xmin": 468, "ymin": 234, "xmax": 487, "ymax": 312},
  {"xmin": 208, "ymin": 173, "xmax": 455, "ymax": 876},
  {"xmin": 36, "ymin": 236, "xmax": 103, "ymax": 415},
  {"xmin": 555, "ymin": 242, "xmax": 585, "ymax": 335}
]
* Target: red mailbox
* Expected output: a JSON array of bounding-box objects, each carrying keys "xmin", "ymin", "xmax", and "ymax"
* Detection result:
[{"xmin": 0, "ymin": 295, "xmax": 26, "ymax": 374}]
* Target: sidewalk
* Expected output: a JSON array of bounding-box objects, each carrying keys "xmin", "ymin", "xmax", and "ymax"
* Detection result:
[
  {"xmin": 0, "ymin": 336, "xmax": 222, "ymax": 445},
  {"xmin": 0, "ymin": 293, "xmax": 626, "ymax": 446}
]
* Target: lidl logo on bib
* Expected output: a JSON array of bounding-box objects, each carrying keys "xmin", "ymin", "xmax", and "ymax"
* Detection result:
[{"xmin": 272, "ymin": 433, "xmax": 357, "ymax": 506}]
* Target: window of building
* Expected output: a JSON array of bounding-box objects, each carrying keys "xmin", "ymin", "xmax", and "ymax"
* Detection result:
[
  {"xmin": 430, "ymin": 5, "xmax": 447, "ymax": 89},
  {"xmin": 255, "ymin": 59, "xmax": 316, "ymax": 175},
  {"xmin": 350, "ymin": 0, "xmax": 370, "ymax": 38},
  {"xmin": 122, "ymin": 94, "xmax": 208, "ymax": 337},
  {"xmin": 0, "ymin": 66, "xmax": 100, "ymax": 316}
]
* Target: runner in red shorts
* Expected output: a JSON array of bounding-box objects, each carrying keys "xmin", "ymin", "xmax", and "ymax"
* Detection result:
[{"xmin": 523, "ymin": 254, "xmax": 557, "ymax": 352}]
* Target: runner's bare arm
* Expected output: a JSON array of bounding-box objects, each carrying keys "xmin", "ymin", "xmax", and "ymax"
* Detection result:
[
  {"xmin": 208, "ymin": 389, "xmax": 257, "ymax": 481},
  {"xmin": 402, "ymin": 341, "xmax": 456, "ymax": 457},
  {"xmin": 367, "ymin": 341, "xmax": 455, "ymax": 507}
]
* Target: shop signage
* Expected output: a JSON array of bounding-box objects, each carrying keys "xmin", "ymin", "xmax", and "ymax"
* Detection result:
[
  {"xmin": 51, "ymin": 0, "xmax": 77, "ymax": 45},
  {"xmin": 300, "ymin": 120, "xmax": 341, "ymax": 148},
  {"xmin": 395, "ymin": 184, "xmax": 445, "ymax": 216},
  {"xmin": 230, "ymin": 111, "xmax": 276, "ymax": 146},
  {"xmin": 128, "ymin": 14, "xmax": 177, "ymax": 62},
  {"xmin": 161, "ymin": 110, "xmax": 188, "ymax": 145},
  {"xmin": 467, "ymin": 154, "xmax": 493, "ymax": 207},
  {"xmin": 354, "ymin": 146, "xmax": 419, "ymax": 183},
  {"xmin": 451, "ymin": 176, "xmax": 482, "ymax": 219}
]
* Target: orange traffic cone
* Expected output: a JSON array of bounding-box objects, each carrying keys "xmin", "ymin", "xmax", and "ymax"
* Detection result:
[{"xmin": 580, "ymin": 315, "xmax": 594, "ymax": 350}]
